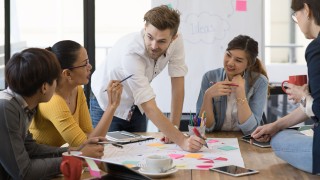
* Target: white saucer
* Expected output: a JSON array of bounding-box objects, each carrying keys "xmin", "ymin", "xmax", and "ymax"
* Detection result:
[{"xmin": 139, "ymin": 167, "xmax": 178, "ymax": 178}]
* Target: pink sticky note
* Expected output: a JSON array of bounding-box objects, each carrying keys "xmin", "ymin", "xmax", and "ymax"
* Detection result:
[
  {"xmin": 236, "ymin": 0, "xmax": 247, "ymax": 11},
  {"xmin": 168, "ymin": 154, "xmax": 184, "ymax": 159},
  {"xmin": 215, "ymin": 157, "xmax": 228, "ymax": 161},
  {"xmin": 208, "ymin": 139, "xmax": 219, "ymax": 143},
  {"xmin": 203, "ymin": 160, "xmax": 214, "ymax": 163},
  {"xmin": 196, "ymin": 164, "xmax": 213, "ymax": 169}
]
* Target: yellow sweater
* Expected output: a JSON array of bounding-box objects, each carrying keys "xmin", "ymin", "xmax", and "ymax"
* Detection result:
[{"xmin": 29, "ymin": 86, "xmax": 93, "ymax": 147}]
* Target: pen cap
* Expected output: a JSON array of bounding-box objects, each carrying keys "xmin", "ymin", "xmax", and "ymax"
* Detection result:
[{"xmin": 188, "ymin": 125, "xmax": 205, "ymax": 137}]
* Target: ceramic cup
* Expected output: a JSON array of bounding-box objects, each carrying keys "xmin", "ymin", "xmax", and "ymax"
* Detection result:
[
  {"xmin": 281, "ymin": 75, "xmax": 307, "ymax": 93},
  {"xmin": 145, "ymin": 155, "xmax": 173, "ymax": 173},
  {"xmin": 188, "ymin": 125, "xmax": 206, "ymax": 137},
  {"xmin": 60, "ymin": 152, "xmax": 83, "ymax": 180}
]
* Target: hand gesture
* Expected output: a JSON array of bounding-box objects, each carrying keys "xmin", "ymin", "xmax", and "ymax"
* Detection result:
[
  {"xmin": 251, "ymin": 123, "xmax": 279, "ymax": 143},
  {"xmin": 161, "ymin": 136, "xmax": 174, "ymax": 144},
  {"xmin": 180, "ymin": 135, "xmax": 206, "ymax": 152},
  {"xmin": 106, "ymin": 80, "xmax": 123, "ymax": 109},
  {"xmin": 205, "ymin": 81, "xmax": 232, "ymax": 98},
  {"xmin": 69, "ymin": 137, "xmax": 106, "ymax": 159},
  {"xmin": 231, "ymin": 74, "xmax": 244, "ymax": 88},
  {"xmin": 286, "ymin": 83, "xmax": 309, "ymax": 103}
]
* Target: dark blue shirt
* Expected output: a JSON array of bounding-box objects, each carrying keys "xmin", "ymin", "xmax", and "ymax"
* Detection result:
[{"xmin": 305, "ymin": 33, "xmax": 320, "ymax": 174}]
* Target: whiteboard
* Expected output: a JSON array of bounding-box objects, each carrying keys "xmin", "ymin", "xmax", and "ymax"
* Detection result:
[{"xmin": 151, "ymin": 0, "xmax": 264, "ymax": 112}]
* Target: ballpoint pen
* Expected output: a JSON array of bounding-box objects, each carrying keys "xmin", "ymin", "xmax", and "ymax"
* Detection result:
[
  {"xmin": 192, "ymin": 127, "xmax": 209, "ymax": 148},
  {"xmin": 97, "ymin": 141, "xmax": 124, "ymax": 148},
  {"xmin": 104, "ymin": 74, "xmax": 134, "ymax": 91}
]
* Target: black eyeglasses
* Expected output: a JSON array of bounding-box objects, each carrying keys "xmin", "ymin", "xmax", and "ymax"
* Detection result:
[
  {"xmin": 67, "ymin": 59, "xmax": 89, "ymax": 70},
  {"xmin": 291, "ymin": 11, "xmax": 298, "ymax": 23}
]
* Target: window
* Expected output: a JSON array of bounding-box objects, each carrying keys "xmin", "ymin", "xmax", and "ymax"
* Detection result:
[
  {"xmin": 95, "ymin": 0, "xmax": 151, "ymax": 66},
  {"xmin": 11, "ymin": 0, "xmax": 83, "ymax": 50},
  {"xmin": 264, "ymin": 0, "xmax": 309, "ymax": 83}
]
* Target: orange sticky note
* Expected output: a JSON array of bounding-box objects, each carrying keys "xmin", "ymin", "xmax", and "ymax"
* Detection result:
[
  {"xmin": 147, "ymin": 143, "xmax": 164, "ymax": 147},
  {"xmin": 184, "ymin": 153, "xmax": 203, "ymax": 159}
]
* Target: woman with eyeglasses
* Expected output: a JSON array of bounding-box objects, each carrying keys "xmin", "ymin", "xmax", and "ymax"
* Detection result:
[
  {"xmin": 0, "ymin": 48, "xmax": 106, "ymax": 179},
  {"xmin": 251, "ymin": 0, "xmax": 320, "ymax": 175},
  {"xmin": 29, "ymin": 40, "xmax": 123, "ymax": 147}
]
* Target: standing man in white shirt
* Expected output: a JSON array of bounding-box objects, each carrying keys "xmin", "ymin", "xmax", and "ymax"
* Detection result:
[{"xmin": 90, "ymin": 5, "xmax": 205, "ymax": 152}]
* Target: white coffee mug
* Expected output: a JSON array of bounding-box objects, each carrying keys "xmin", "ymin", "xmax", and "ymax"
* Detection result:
[{"xmin": 145, "ymin": 155, "xmax": 173, "ymax": 173}]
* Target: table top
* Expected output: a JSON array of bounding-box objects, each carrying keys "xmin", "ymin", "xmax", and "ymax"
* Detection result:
[{"xmin": 53, "ymin": 131, "xmax": 319, "ymax": 180}]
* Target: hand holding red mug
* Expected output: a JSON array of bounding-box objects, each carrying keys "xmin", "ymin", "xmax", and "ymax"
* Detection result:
[
  {"xmin": 281, "ymin": 75, "xmax": 307, "ymax": 93},
  {"xmin": 286, "ymin": 84, "xmax": 309, "ymax": 103}
]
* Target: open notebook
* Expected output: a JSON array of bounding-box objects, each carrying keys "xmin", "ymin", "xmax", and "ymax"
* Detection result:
[{"xmin": 106, "ymin": 131, "xmax": 154, "ymax": 144}]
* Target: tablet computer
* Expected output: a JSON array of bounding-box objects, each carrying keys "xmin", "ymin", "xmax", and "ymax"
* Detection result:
[
  {"xmin": 88, "ymin": 161, "xmax": 151, "ymax": 180},
  {"xmin": 210, "ymin": 165, "xmax": 259, "ymax": 177},
  {"xmin": 241, "ymin": 137, "xmax": 271, "ymax": 148},
  {"xmin": 106, "ymin": 131, "xmax": 154, "ymax": 144}
]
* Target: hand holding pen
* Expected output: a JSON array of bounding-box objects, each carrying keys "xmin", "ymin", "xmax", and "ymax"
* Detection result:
[
  {"xmin": 68, "ymin": 137, "xmax": 106, "ymax": 158},
  {"xmin": 207, "ymin": 81, "xmax": 234, "ymax": 97},
  {"xmin": 193, "ymin": 127, "xmax": 209, "ymax": 148},
  {"xmin": 105, "ymin": 80, "xmax": 123, "ymax": 109},
  {"xmin": 104, "ymin": 74, "xmax": 133, "ymax": 92}
]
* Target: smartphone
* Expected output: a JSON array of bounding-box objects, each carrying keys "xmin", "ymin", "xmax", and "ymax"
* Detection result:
[
  {"xmin": 210, "ymin": 165, "xmax": 258, "ymax": 177},
  {"xmin": 241, "ymin": 137, "xmax": 271, "ymax": 148}
]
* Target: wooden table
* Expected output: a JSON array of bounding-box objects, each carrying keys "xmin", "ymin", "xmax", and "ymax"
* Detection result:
[{"xmin": 54, "ymin": 132, "xmax": 319, "ymax": 180}]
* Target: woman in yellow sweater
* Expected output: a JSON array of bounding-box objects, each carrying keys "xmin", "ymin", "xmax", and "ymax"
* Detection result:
[{"xmin": 29, "ymin": 40, "xmax": 122, "ymax": 147}]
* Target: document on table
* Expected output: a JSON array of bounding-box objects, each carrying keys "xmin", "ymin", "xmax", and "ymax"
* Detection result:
[{"xmin": 99, "ymin": 138, "xmax": 244, "ymax": 170}]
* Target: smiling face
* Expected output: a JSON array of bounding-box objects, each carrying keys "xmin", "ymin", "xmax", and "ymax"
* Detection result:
[
  {"xmin": 144, "ymin": 24, "xmax": 176, "ymax": 60},
  {"xmin": 223, "ymin": 49, "xmax": 248, "ymax": 80},
  {"xmin": 68, "ymin": 47, "xmax": 92, "ymax": 85}
]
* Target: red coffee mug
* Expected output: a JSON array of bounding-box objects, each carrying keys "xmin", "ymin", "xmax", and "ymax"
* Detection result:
[
  {"xmin": 281, "ymin": 75, "xmax": 307, "ymax": 93},
  {"xmin": 60, "ymin": 152, "xmax": 83, "ymax": 180}
]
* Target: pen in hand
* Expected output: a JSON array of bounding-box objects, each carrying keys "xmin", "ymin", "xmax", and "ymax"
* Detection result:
[
  {"xmin": 104, "ymin": 74, "xmax": 134, "ymax": 92},
  {"xmin": 192, "ymin": 127, "xmax": 209, "ymax": 148}
]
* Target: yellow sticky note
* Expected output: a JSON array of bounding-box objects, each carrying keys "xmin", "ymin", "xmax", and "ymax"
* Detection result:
[{"xmin": 184, "ymin": 153, "xmax": 203, "ymax": 158}]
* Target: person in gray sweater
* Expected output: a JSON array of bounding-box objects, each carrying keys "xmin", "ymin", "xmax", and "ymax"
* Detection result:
[{"xmin": 0, "ymin": 48, "xmax": 105, "ymax": 179}]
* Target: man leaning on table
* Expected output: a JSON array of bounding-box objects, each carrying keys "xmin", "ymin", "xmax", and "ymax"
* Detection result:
[{"xmin": 90, "ymin": 5, "xmax": 205, "ymax": 152}]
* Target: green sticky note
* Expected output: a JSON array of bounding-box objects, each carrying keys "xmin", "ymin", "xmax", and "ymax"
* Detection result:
[{"xmin": 218, "ymin": 146, "xmax": 238, "ymax": 151}]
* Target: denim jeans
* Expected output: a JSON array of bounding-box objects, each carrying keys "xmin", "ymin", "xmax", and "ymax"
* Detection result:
[
  {"xmin": 271, "ymin": 129, "xmax": 313, "ymax": 173},
  {"xmin": 89, "ymin": 94, "xmax": 147, "ymax": 132}
]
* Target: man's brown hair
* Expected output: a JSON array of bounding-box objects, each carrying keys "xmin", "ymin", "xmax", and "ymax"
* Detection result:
[{"xmin": 144, "ymin": 5, "xmax": 181, "ymax": 36}]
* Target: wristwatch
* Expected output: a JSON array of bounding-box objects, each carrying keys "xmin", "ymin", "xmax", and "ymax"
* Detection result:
[{"xmin": 300, "ymin": 96, "xmax": 306, "ymax": 107}]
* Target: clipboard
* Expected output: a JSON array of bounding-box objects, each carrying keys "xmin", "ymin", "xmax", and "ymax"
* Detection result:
[{"xmin": 106, "ymin": 131, "xmax": 154, "ymax": 144}]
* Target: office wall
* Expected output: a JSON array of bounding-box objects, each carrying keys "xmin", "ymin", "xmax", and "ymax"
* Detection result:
[{"xmin": 151, "ymin": 0, "xmax": 264, "ymax": 112}]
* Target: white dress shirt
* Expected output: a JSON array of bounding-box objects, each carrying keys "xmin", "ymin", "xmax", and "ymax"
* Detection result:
[{"xmin": 91, "ymin": 29, "xmax": 188, "ymax": 120}]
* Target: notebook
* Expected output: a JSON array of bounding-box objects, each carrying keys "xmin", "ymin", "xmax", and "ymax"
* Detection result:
[{"xmin": 106, "ymin": 131, "xmax": 154, "ymax": 144}]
